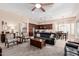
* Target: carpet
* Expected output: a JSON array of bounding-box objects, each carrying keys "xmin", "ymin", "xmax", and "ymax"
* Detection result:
[{"xmin": 0, "ymin": 39, "xmax": 66, "ymax": 56}]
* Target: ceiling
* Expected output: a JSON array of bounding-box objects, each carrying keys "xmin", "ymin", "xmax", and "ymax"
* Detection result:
[{"xmin": 0, "ymin": 3, "xmax": 79, "ymax": 22}]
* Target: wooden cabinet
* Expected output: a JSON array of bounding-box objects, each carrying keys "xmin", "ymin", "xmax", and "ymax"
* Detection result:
[
  {"xmin": 29, "ymin": 23, "xmax": 52, "ymax": 36},
  {"xmin": 29, "ymin": 23, "xmax": 36, "ymax": 36},
  {"xmin": 35, "ymin": 25, "xmax": 40, "ymax": 29},
  {"xmin": 35, "ymin": 24, "xmax": 52, "ymax": 29}
]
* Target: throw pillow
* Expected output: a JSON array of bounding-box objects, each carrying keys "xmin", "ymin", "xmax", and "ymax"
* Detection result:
[
  {"xmin": 50, "ymin": 34, "xmax": 54, "ymax": 38},
  {"xmin": 36, "ymin": 34, "xmax": 40, "ymax": 37},
  {"xmin": 30, "ymin": 36, "xmax": 34, "ymax": 39}
]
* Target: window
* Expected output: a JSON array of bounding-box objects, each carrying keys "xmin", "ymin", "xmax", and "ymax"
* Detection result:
[{"xmin": 56, "ymin": 23, "xmax": 75, "ymax": 35}]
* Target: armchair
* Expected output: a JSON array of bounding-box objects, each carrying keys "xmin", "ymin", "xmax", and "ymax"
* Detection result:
[
  {"xmin": 5, "ymin": 33, "xmax": 18, "ymax": 48},
  {"xmin": 21, "ymin": 33, "xmax": 29, "ymax": 42}
]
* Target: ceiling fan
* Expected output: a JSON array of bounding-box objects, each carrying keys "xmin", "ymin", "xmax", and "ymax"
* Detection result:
[{"xmin": 32, "ymin": 3, "xmax": 53, "ymax": 12}]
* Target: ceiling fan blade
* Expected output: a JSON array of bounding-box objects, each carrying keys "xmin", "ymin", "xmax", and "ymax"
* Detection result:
[
  {"xmin": 40, "ymin": 7, "xmax": 45, "ymax": 12},
  {"xmin": 32, "ymin": 7, "xmax": 36, "ymax": 11}
]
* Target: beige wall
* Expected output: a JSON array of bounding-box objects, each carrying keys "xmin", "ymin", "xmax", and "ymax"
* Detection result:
[
  {"xmin": 38, "ymin": 17, "xmax": 76, "ymax": 35},
  {"xmin": 0, "ymin": 10, "xmax": 29, "ymax": 34},
  {"xmin": 0, "ymin": 9, "xmax": 77, "ymax": 37}
]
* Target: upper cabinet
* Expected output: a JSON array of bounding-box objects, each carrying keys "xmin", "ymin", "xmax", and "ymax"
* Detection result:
[
  {"xmin": 35, "ymin": 24, "xmax": 52, "ymax": 29},
  {"xmin": 29, "ymin": 23, "xmax": 53, "ymax": 36}
]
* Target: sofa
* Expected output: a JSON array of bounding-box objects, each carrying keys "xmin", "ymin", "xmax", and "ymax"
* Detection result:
[
  {"xmin": 64, "ymin": 41, "xmax": 79, "ymax": 56},
  {"xmin": 35, "ymin": 32, "xmax": 55, "ymax": 45}
]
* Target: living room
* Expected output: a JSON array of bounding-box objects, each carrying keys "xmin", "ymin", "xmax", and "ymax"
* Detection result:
[{"xmin": 0, "ymin": 3, "xmax": 79, "ymax": 56}]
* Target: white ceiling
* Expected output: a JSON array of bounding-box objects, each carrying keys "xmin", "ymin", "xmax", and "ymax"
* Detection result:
[{"xmin": 0, "ymin": 3, "xmax": 79, "ymax": 22}]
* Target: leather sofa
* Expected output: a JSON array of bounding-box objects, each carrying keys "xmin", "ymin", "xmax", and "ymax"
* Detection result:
[
  {"xmin": 35, "ymin": 32, "xmax": 55, "ymax": 45},
  {"xmin": 64, "ymin": 41, "xmax": 79, "ymax": 56}
]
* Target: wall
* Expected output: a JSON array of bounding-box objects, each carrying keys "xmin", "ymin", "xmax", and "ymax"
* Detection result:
[
  {"xmin": 0, "ymin": 20, "xmax": 2, "ymax": 33},
  {"xmin": 74, "ymin": 4, "xmax": 79, "ymax": 38},
  {"xmin": 0, "ymin": 9, "xmax": 77, "ymax": 37},
  {"xmin": 0, "ymin": 10, "xmax": 29, "ymax": 34},
  {"xmin": 29, "ymin": 18, "xmax": 39, "ymax": 25},
  {"xmin": 38, "ymin": 17, "xmax": 76, "ymax": 35},
  {"xmin": 75, "ymin": 13, "xmax": 79, "ymax": 38}
]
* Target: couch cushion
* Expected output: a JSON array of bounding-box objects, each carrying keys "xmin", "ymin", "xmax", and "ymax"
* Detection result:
[
  {"xmin": 40, "ymin": 33, "xmax": 51, "ymax": 38},
  {"xmin": 66, "ymin": 42, "xmax": 78, "ymax": 49},
  {"xmin": 50, "ymin": 34, "xmax": 54, "ymax": 38},
  {"xmin": 36, "ymin": 34, "xmax": 40, "ymax": 37},
  {"xmin": 39, "ymin": 37, "xmax": 53, "ymax": 40},
  {"xmin": 7, "ymin": 39, "xmax": 14, "ymax": 43}
]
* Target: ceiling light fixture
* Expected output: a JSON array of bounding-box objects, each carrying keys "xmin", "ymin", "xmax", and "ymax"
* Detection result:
[{"xmin": 35, "ymin": 4, "xmax": 41, "ymax": 8}]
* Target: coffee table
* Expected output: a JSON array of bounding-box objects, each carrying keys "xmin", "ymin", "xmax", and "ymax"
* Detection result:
[{"xmin": 30, "ymin": 38, "xmax": 46, "ymax": 49}]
